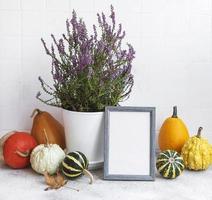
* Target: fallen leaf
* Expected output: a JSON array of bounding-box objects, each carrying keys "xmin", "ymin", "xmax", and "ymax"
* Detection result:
[
  {"xmin": 55, "ymin": 171, "xmax": 68, "ymax": 187},
  {"xmin": 44, "ymin": 171, "xmax": 67, "ymax": 191}
]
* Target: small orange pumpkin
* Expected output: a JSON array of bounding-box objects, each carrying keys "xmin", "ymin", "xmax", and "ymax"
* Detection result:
[
  {"xmin": 31, "ymin": 109, "xmax": 66, "ymax": 149},
  {"xmin": 158, "ymin": 106, "xmax": 189, "ymax": 153}
]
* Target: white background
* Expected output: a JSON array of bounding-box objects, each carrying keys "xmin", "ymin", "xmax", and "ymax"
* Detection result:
[
  {"xmin": 0, "ymin": 0, "xmax": 212, "ymax": 145},
  {"xmin": 108, "ymin": 111, "xmax": 150, "ymax": 175}
]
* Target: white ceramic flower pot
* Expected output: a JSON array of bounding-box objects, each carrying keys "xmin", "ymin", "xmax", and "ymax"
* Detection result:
[{"xmin": 62, "ymin": 109, "xmax": 104, "ymax": 170}]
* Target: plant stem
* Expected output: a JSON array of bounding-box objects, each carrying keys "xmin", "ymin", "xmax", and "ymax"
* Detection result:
[{"xmin": 83, "ymin": 169, "xmax": 94, "ymax": 184}]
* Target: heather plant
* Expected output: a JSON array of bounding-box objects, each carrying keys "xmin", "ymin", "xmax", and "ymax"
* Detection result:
[{"xmin": 37, "ymin": 6, "xmax": 135, "ymax": 112}]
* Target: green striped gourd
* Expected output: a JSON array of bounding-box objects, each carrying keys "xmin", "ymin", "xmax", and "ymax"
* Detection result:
[
  {"xmin": 156, "ymin": 150, "xmax": 184, "ymax": 179},
  {"xmin": 61, "ymin": 151, "xmax": 94, "ymax": 184}
]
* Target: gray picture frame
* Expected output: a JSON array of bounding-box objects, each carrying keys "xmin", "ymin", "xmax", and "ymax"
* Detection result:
[{"xmin": 104, "ymin": 106, "xmax": 156, "ymax": 181}]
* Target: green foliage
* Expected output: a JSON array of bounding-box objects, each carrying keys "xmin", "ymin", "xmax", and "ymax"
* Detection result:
[{"xmin": 37, "ymin": 7, "xmax": 135, "ymax": 112}]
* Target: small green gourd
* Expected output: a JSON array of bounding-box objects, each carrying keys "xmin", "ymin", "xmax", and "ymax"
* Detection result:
[
  {"xmin": 156, "ymin": 150, "xmax": 184, "ymax": 179},
  {"xmin": 61, "ymin": 151, "xmax": 94, "ymax": 184}
]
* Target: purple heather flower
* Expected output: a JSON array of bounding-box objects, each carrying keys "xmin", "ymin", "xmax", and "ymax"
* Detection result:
[
  {"xmin": 72, "ymin": 55, "xmax": 78, "ymax": 68},
  {"xmin": 66, "ymin": 19, "xmax": 71, "ymax": 37},
  {"xmin": 51, "ymin": 34, "xmax": 57, "ymax": 45},
  {"xmin": 58, "ymin": 39, "xmax": 65, "ymax": 54},
  {"xmin": 53, "ymin": 71, "xmax": 63, "ymax": 83},
  {"xmin": 50, "ymin": 44, "xmax": 56, "ymax": 59},
  {"xmin": 120, "ymin": 50, "xmax": 127, "ymax": 58},
  {"xmin": 76, "ymin": 20, "xmax": 88, "ymax": 41},
  {"xmin": 101, "ymin": 12, "xmax": 106, "ymax": 25},
  {"xmin": 71, "ymin": 11, "xmax": 78, "ymax": 42},
  {"xmin": 97, "ymin": 13, "xmax": 102, "ymax": 26},
  {"xmin": 117, "ymin": 24, "xmax": 122, "ymax": 38},
  {"xmin": 71, "ymin": 10, "xmax": 77, "ymax": 25},
  {"xmin": 50, "ymin": 34, "xmax": 66, "ymax": 56},
  {"xmin": 123, "ymin": 64, "xmax": 132, "ymax": 74},
  {"xmin": 110, "ymin": 68, "xmax": 123, "ymax": 80},
  {"xmin": 119, "ymin": 30, "xmax": 125, "ymax": 40},
  {"xmin": 126, "ymin": 44, "xmax": 135, "ymax": 61},
  {"xmin": 93, "ymin": 25, "xmax": 97, "ymax": 42},
  {"xmin": 110, "ymin": 5, "xmax": 115, "ymax": 31},
  {"xmin": 78, "ymin": 51, "xmax": 92, "ymax": 70},
  {"xmin": 41, "ymin": 38, "xmax": 51, "ymax": 55},
  {"xmin": 39, "ymin": 6, "xmax": 135, "ymax": 111},
  {"xmin": 97, "ymin": 40, "xmax": 105, "ymax": 52}
]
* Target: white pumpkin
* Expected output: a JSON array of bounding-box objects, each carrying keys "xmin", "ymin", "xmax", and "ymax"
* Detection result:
[{"xmin": 30, "ymin": 144, "xmax": 65, "ymax": 175}]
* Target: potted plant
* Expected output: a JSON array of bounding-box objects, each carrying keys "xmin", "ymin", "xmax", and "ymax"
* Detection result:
[{"xmin": 37, "ymin": 6, "xmax": 135, "ymax": 169}]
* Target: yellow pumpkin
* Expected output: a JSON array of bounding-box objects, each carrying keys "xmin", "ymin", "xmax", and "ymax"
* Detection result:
[
  {"xmin": 181, "ymin": 127, "xmax": 211, "ymax": 170},
  {"xmin": 158, "ymin": 106, "xmax": 189, "ymax": 153},
  {"xmin": 31, "ymin": 109, "xmax": 66, "ymax": 149}
]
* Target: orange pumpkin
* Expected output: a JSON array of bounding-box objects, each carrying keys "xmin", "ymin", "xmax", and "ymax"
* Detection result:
[
  {"xmin": 158, "ymin": 106, "xmax": 189, "ymax": 153},
  {"xmin": 31, "ymin": 109, "xmax": 66, "ymax": 149},
  {"xmin": 3, "ymin": 132, "xmax": 37, "ymax": 169}
]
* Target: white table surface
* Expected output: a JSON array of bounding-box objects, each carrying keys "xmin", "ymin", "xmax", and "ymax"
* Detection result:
[{"xmin": 0, "ymin": 162, "xmax": 212, "ymax": 200}]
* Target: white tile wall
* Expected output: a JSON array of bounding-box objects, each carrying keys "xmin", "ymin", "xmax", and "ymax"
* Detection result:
[
  {"xmin": 71, "ymin": 0, "xmax": 94, "ymax": 12},
  {"xmin": 0, "ymin": 36, "xmax": 21, "ymax": 60},
  {"xmin": 0, "ymin": 11, "xmax": 21, "ymax": 36},
  {"xmin": 0, "ymin": 61, "xmax": 21, "ymax": 83},
  {"xmin": 21, "ymin": 0, "xmax": 45, "ymax": 11},
  {"xmin": 0, "ymin": 0, "xmax": 20, "ymax": 10},
  {"xmin": 0, "ymin": 0, "xmax": 212, "ymax": 144},
  {"xmin": 44, "ymin": 11, "xmax": 70, "ymax": 35},
  {"xmin": 22, "ymin": 11, "xmax": 45, "ymax": 36},
  {"xmin": 46, "ymin": 0, "xmax": 69, "ymax": 11}
]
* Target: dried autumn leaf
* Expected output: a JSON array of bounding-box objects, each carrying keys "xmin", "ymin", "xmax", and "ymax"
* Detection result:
[
  {"xmin": 55, "ymin": 171, "xmax": 68, "ymax": 187},
  {"xmin": 44, "ymin": 171, "xmax": 67, "ymax": 191}
]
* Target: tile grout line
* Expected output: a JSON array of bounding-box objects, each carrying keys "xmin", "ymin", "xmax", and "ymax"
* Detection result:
[
  {"xmin": 19, "ymin": 0, "xmax": 23, "ymax": 109},
  {"xmin": 211, "ymin": 0, "xmax": 212, "ymax": 60}
]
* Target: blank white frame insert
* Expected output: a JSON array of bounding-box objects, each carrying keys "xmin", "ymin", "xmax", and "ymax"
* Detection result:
[{"xmin": 104, "ymin": 106, "xmax": 155, "ymax": 181}]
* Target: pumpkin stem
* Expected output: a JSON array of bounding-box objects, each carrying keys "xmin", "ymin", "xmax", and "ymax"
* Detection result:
[
  {"xmin": 83, "ymin": 169, "xmax": 94, "ymax": 184},
  {"xmin": 197, "ymin": 127, "xmax": 203, "ymax": 138},
  {"xmin": 15, "ymin": 150, "xmax": 30, "ymax": 157},
  {"xmin": 172, "ymin": 106, "xmax": 178, "ymax": 118},
  {"xmin": 31, "ymin": 108, "xmax": 42, "ymax": 118},
  {"xmin": 43, "ymin": 129, "xmax": 50, "ymax": 146}
]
